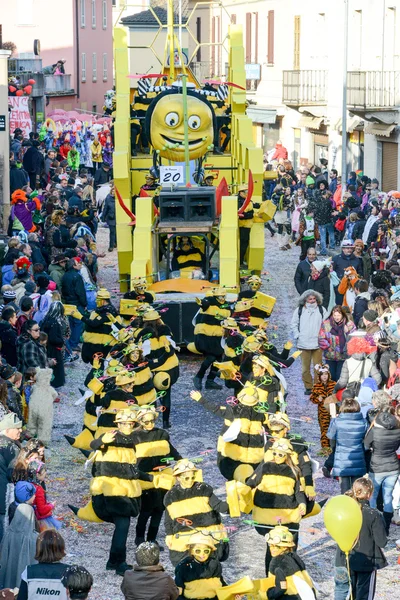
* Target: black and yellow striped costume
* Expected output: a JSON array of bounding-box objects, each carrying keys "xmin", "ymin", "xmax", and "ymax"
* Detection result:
[
  {"xmin": 267, "ymin": 552, "xmax": 316, "ymax": 600},
  {"xmin": 164, "ymin": 482, "xmax": 229, "ymax": 566},
  {"xmin": 221, "ymin": 332, "xmax": 245, "ymax": 391},
  {"xmin": 171, "ymin": 245, "xmax": 205, "ymax": 274},
  {"xmin": 245, "ymin": 461, "xmax": 307, "ymax": 528},
  {"xmin": 175, "ymin": 556, "xmax": 226, "ymax": 600},
  {"xmin": 132, "ymin": 427, "xmax": 181, "ymax": 543},
  {"xmin": 194, "ymin": 297, "xmax": 231, "ymax": 357},
  {"xmin": 243, "ymin": 374, "xmax": 283, "ymax": 414},
  {"xmin": 123, "ymin": 289, "xmax": 155, "ymax": 304},
  {"xmin": 127, "ymin": 362, "xmax": 156, "ymax": 406},
  {"xmin": 238, "ymin": 289, "xmax": 268, "ymax": 325},
  {"xmin": 197, "ymin": 395, "xmax": 267, "ymax": 481},
  {"xmin": 81, "ymin": 303, "xmax": 120, "ymax": 364},
  {"xmin": 310, "ymin": 379, "xmax": 335, "ymax": 448},
  {"xmin": 75, "ymin": 431, "xmax": 152, "ymax": 567},
  {"xmin": 135, "ymin": 324, "xmax": 179, "ymax": 385},
  {"xmin": 94, "ymin": 388, "xmax": 137, "ymax": 438}
]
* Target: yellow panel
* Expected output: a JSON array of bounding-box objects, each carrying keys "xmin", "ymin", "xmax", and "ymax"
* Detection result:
[
  {"xmin": 220, "ymin": 196, "xmax": 239, "ymax": 289},
  {"xmin": 248, "ymin": 222, "xmax": 264, "ymax": 274},
  {"xmin": 131, "ymin": 198, "xmax": 154, "ymax": 282}
]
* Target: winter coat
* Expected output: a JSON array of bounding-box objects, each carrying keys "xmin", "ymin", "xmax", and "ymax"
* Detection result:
[
  {"xmin": 6, "ymin": 382, "xmax": 24, "ymax": 423},
  {"xmin": 327, "ymin": 412, "xmax": 367, "ymax": 477},
  {"xmin": 318, "ymin": 319, "xmax": 356, "ymax": 360},
  {"xmin": 353, "ymin": 292, "xmax": 370, "ymax": 327},
  {"xmin": 0, "ymin": 320, "xmax": 18, "ymax": 366},
  {"xmin": 290, "ymin": 291, "xmax": 327, "ymax": 349},
  {"xmin": 61, "ymin": 268, "xmax": 87, "ymax": 308},
  {"xmin": 10, "ymin": 165, "xmax": 29, "ymax": 194},
  {"xmin": 0, "ymin": 434, "xmax": 20, "ymax": 515},
  {"xmin": 363, "ymin": 215, "xmax": 380, "ymax": 244},
  {"xmin": 102, "ymin": 194, "xmax": 116, "ymax": 226},
  {"xmin": 1, "ymin": 265, "xmax": 15, "ymax": 286},
  {"xmin": 364, "ymin": 412, "xmax": 400, "ymax": 473},
  {"xmin": 332, "ymin": 251, "xmax": 363, "ymax": 280},
  {"xmin": 294, "ymin": 259, "xmax": 312, "ymax": 294},
  {"xmin": 352, "ymin": 219, "xmax": 366, "ymax": 241},
  {"xmin": 16, "ymin": 334, "xmax": 47, "ymax": 374},
  {"xmin": 22, "ymin": 146, "xmax": 44, "ymax": 176},
  {"xmin": 41, "ymin": 317, "xmax": 65, "ymax": 388},
  {"xmin": 94, "ymin": 167, "xmax": 110, "ymax": 188},
  {"xmin": 366, "ymin": 219, "xmax": 383, "ymax": 246},
  {"xmin": 67, "ymin": 150, "xmax": 80, "ymax": 170},
  {"xmin": 334, "ymin": 354, "xmax": 382, "ymax": 391},
  {"xmin": 121, "ymin": 565, "xmax": 179, "ymax": 600},
  {"xmin": 350, "ymin": 500, "xmax": 388, "ymax": 571},
  {"xmin": 68, "ymin": 193, "xmax": 84, "ymax": 213},
  {"xmin": 29, "ymin": 241, "xmax": 47, "ymax": 268},
  {"xmin": 50, "ymin": 225, "xmax": 77, "ymax": 261},
  {"xmin": 48, "ymin": 264, "xmax": 65, "ymax": 291},
  {"xmin": 314, "ymin": 197, "xmax": 333, "ymax": 225},
  {"xmin": 306, "ymin": 267, "xmax": 330, "ymax": 308}
]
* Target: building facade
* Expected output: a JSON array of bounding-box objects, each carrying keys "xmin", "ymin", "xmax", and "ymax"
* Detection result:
[
  {"xmin": 198, "ymin": 0, "xmax": 400, "ymax": 190},
  {"xmin": 3, "ymin": 0, "xmax": 113, "ymax": 114}
]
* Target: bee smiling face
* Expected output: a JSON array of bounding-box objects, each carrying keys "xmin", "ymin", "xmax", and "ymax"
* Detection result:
[{"xmin": 148, "ymin": 92, "xmax": 214, "ymax": 161}]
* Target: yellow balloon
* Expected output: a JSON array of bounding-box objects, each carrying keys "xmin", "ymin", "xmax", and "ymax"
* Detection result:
[{"xmin": 323, "ymin": 495, "xmax": 363, "ymax": 552}]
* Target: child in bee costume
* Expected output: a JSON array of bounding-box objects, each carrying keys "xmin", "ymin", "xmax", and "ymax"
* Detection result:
[
  {"xmin": 244, "ymin": 354, "xmax": 287, "ymax": 414},
  {"xmin": 175, "ymin": 532, "xmax": 226, "ymax": 600},
  {"xmin": 81, "ymin": 288, "xmax": 121, "ymax": 364},
  {"xmin": 164, "ymin": 459, "xmax": 229, "ymax": 567},
  {"xmin": 190, "ymin": 385, "xmax": 268, "ymax": 483},
  {"xmin": 238, "ymin": 275, "xmax": 266, "ymax": 325},
  {"xmin": 192, "ymin": 288, "xmax": 231, "ymax": 392},
  {"xmin": 94, "ymin": 370, "xmax": 138, "ymax": 438},
  {"xmin": 69, "ymin": 408, "xmax": 155, "ymax": 576},
  {"xmin": 242, "ymin": 439, "xmax": 307, "ymax": 574},
  {"xmin": 135, "ymin": 309, "xmax": 179, "ymax": 429},
  {"xmin": 65, "ymin": 357, "xmax": 125, "ymax": 450},
  {"xmin": 264, "ymin": 525, "xmax": 316, "ymax": 600},
  {"xmin": 218, "ymin": 318, "xmax": 246, "ymax": 393},
  {"xmin": 120, "ymin": 342, "xmax": 157, "ymax": 406},
  {"xmin": 264, "ymin": 413, "xmax": 317, "ymax": 515},
  {"xmin": 123, "ymin": 277, "xmax": 155, "ymax": 305},
  {"xmin": 171, "ymin": 236, "xmax": 206, "ymax": 276},
  {"xmin": 132, "ymin": 405, "xmax": 182, "ymax": 546}
]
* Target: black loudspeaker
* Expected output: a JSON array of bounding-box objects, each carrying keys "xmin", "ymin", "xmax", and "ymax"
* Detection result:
[
  {"xmin": 160, "ymin": 301, "xmax": 198, "ymax": 344},
  {"xmin": 159, "ymin": 188, "xmax": 216, "ymax": 222}
]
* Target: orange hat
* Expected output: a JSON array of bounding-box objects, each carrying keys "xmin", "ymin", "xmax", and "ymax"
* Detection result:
[{"xmin": 11, "ymin": 189, "xmax": 28, "ymax": 204}]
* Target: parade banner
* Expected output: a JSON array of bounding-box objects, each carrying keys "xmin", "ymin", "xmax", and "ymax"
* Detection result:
[{"xmin": 8, "ymin": 96, "xmax": 32, "ymax": 136}]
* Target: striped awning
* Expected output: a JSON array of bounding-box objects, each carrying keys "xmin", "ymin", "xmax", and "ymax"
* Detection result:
[{"xmin": 364, "ymin": 122, "xmax": 396, "ymax": 137}]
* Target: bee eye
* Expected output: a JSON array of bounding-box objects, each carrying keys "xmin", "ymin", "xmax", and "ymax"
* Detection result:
[
  {"xmin": 165, "ymin": 112, "xmax": 179, "ymax": 127},
  {"xmin": 188, "ymin": 115, "xmax": 201, "ymax": 130}
]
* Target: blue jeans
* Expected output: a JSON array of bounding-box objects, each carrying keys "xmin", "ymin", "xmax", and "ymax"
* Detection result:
[
  {"xmin": 319, "ymin": 223, "xmax": 336, "ymax": 254},
  {"xmin": 334, "ymin": 566, "xmax": 350, "ymax": 600},
  {"xmin": 68, "ymin": 306, "xmax": 85, "ymax": 349},
  {"xmin": 369, "ymin": 471, "xmax": 399, "ymax": 512}
]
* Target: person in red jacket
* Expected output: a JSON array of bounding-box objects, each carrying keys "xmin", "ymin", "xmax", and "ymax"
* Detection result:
[
  {"xmin": 271, "ymin": 140, "xmax": 288, "ymax": 161},
  {"xmin": 27, "ymin": 460, "xmax": 62, "ymax": 531}
]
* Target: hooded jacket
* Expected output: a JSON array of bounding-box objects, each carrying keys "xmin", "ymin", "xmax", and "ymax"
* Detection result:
[
  {"xmin": 290, "ymin": 291, "xmax": 327, "ymax": 349},
  {"xmin": 349, "ymin": 500, "xmax": 388, "ymax": 572},
  {"xmin": 327, "ymin": 412, "xmax": 367, "ymax": 477},
  {"xmin": 48, "ymin": 263, "xmax": 65, "ymax": 291},
  {"xmin": 61, "ymin": 267, "xmax": 87, "ymax": 308},
  {"xmin": 306, "ymin": 266, "xmax": 330, "ymax": 308},
  {"xmin": 334, "ymin": 353, "xmax": 382, "ymax": 391},
  {"xmin": 364, "ymin": 412, "xmax": 400, "ymax": 473},
  {"xmin": 353, "ymin": 292, "xmax": 371, "ymax": 327},
  {"xmin": 121, "ymin": 565, "xmax": 179, "ymax": 600},
  {"xmin": 294, "ymin": 259, "xmax": 313, "ymax": 294}
]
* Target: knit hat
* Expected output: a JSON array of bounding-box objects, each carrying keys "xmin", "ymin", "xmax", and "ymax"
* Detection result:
[
  {"xmin": 3, "ymin": 290, "xmax": 17, "ymax": 300},
  {"xmin": 47, "ymin": 281, "xmax": 57, "ymax": 291},
  {"xmin": 15, "ymin": 481, "xmax": 36, "ymax": 503},
  {"xmin": 341, "ymin": 239, "xmax": 354, "ymax": 248},
  {"xmin": 363, "ymin": 309, "xmax": 378, "ymax": 322},
  {"xmin": 0, "ymin": 412, "xmax": 22, "ymax": 431},
  {"xmin": 25, "ymin": 280, "xmax": 36, "ymax": 294},
  {"xmin": 0, "ymin": 364, "xmax": 17, "ymax": 380},
  {"xmin": 306, "ymin": 176, "xmax": 315, "ymax": 186},
  {"xmin": 312, "ymin": 259, "xmax": 330, "ymax": 272}
]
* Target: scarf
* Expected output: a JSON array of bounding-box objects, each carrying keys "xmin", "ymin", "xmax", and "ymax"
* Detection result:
[
  {"xmin": 329, "ymin": 317, "xmax": 346, "ymax": 352},
  {"xmin": 311, "ymin": 270, "xmax": 321, "ymax": 280}
]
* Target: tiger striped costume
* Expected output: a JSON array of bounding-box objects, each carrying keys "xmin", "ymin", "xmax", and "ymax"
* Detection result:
[{"xmin": 310, "ymin": 377, "xmax": 336, "ymax": 448}]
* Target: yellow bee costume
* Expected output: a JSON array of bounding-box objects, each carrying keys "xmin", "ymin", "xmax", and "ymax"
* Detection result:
[
  {"xmin": 81, "ymin": 288, "xmax": 120, "ymax": 364},
  {"xmin": 163, "ymin": 460, "xmax": 229, "ymax": 567}
]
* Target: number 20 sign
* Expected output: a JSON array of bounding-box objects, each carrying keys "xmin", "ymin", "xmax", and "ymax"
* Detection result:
[{"xmin": 160, "ymin": 166, "xmax": 184, "ymax": 186}]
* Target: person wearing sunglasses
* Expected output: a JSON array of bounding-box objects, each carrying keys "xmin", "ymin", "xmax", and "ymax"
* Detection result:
[
  {"xmin": 163, "ymin": 459, "xmax": 229, "ymax": 567},
  {"xmin": 174, "ymin": 532, "xmax": 226, "ymax": 600},
  {"xmin": 265, "ymin": 525, "xmax": 316, "ymax": 599},
  {"xmin": 240, "ymin": 439, "xmax": 307, "ymax": 575},
  {"xmin": 132, "ymin": 406, "xmax": 182, "ymax": 549},
  {"xmin": 16, "ymin": 319, "xmax": 49, "ymax": 374}
]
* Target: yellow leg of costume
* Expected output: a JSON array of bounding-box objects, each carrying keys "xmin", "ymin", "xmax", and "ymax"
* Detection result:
[
  {"xmin": 303, "ymin": 502, "xmax": 322, "ymax": 519},
  {"xmin": 187, "ymin": 342, "xmax": 202, "ymax": 355},
  {"xmin": 233, "ymin": 464, "xmax": 254, "ymax": 483},
  {"xmin": 77, "ymin": 500, "xmax": 104, "ymax": 523},
  {"xmin": 71, "ymin": 428, "xmax": 95, "ymax": 451}
]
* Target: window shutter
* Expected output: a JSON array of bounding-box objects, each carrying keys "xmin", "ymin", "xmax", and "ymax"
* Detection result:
[
  {"xmin": 92, "ymin": 0, "xmax": 96, "ymax": 29},
  {"xmin": 92, "ymin": 52, "xmax": 97, "ymax": 82},
  {"xmin": 246, "ymin": 13, "xmax": 252, "ymax": 63},
  {"xmin": 102, "ymin": 0, "xmax": 107, "ymax": 29},
  {"xmin": 196, "ymin": 17, "xmax": 202, "ymax": 61},
  {"xmin": 267, "ymin": 10, "xmax": 275, "ymax": 65},
  {"xmin": 103, "ymin": 53, "xmax": 108, "ymax": 81},
  {"xmin": 294, "ymin": 16, "xmax": 301, "ymax": 69},
  {"xmin": 81, "ymin": 0, "xmax": 86, "ymax": 27},
  {"xmin": 255, "ymin": 12, "xmax": 258, "ymax": 63},
  {"xmin": 81, "ymin": 53, "xmax": 86, "ymax": 82}
]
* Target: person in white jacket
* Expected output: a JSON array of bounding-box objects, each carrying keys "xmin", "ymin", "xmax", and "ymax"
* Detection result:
[{"xmin": 290, "ymin": 289, "xmax": 328, "ymax": 395}]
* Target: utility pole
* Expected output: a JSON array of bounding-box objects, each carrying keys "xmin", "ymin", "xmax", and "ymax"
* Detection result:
[{"xmin": 341, "ymin": 0, "xmax": 349, "ymax": 200}]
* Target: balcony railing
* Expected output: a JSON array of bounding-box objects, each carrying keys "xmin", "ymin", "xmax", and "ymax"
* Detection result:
[
  {"xmin": 347, "ymin": 71, "xmax": 400, "ymax": 110},
  {"xmin": 44, "ymin": 75, "xmax": 74, "ymax": 95},
  {"xmin": 282, "ymin": 70, "xmax": 327, "ymax": 106}
]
